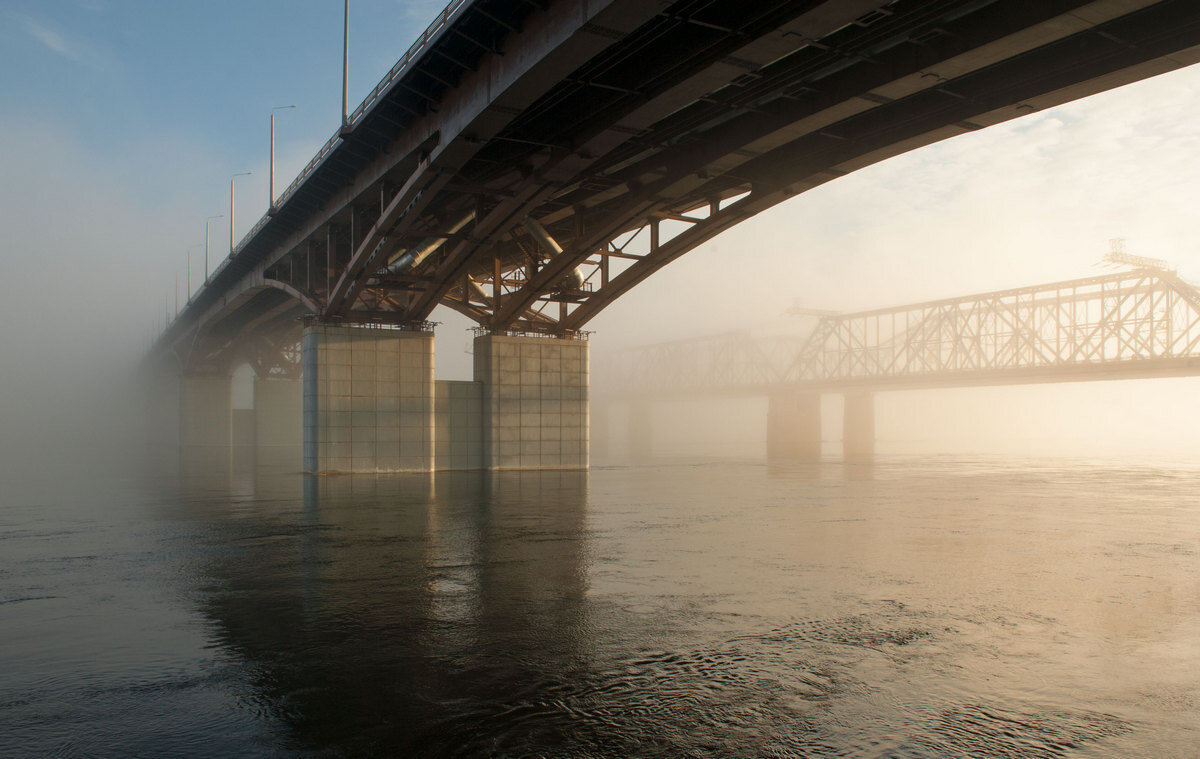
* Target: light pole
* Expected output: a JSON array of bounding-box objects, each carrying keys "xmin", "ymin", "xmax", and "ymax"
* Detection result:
[
  {"xmin": 205, "ymin": 214, "xmax": 223, "ymax": 280},
  {"xmin": 186, "ymin": 249, "xmax": 191, "ymax": 302},
  {"xmin": 342, "ymin": 0, "xmax": 350, "ymax": 128},
  {"xmin": 230, "ymin": 171, "xmax": 252, "ymax": 255},
  {"xmin": 270, "ymin": 105, "xmax": 297, "ymax": 214}
]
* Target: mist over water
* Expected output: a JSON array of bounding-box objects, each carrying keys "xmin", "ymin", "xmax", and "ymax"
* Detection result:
[
  {"xmin": 2, "ymin": 453, "xmax": 1198, "ymax": 757},
  {"xmin": 5, "ymin": 10, "xmax": 1200, "ymax": 754}
]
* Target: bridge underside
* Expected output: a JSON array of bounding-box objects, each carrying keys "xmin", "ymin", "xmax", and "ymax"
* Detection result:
[
  {"xmin": 147, "ymin": 0, "xmax": 1200, "ymax": 471},
  {"xmin": 158, "ymin": 0, "xmax": 1200, "ymax": 375}
]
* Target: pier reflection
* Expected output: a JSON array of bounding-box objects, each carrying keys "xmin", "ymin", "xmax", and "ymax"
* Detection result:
[{"xmin": 183, "ymin": 467, "xmax": 590, "ymax": 754}]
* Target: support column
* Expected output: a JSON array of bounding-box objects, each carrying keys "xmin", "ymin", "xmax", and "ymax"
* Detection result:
[
  {"xmin": 843, "ymin": 391, "xmax": 875, "ymax": 462},
  {"xmin": 179, "ymin": 374, "xmax": 233, "ymax": 474},
  {"xmin": 434, "ymin": 380, "xmax": 484, "ymax": 470},
  {"xmin": 180, "ymin": 375, "xmax": 233, "ymax": 448},
  {"xmin": 767, "ymin": 391, "xmax": 821, "ymax": 461},
  {"xmin": 474, "ymin": 334, "xmax": 588, "ymax": 470},
  {"xmin": 303, "ymin": 324, "xmax": 434, "ymax": 474},
  {"xmin": 255, "ymin": 377, "xmax": 302, "ymax": 467}
]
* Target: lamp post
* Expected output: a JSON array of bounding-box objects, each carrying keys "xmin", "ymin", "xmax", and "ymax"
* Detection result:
[
  {"xmin": 230, "ymin": 171, "xmax": 252, "ymax": 255},
  {"xmin": 186, "ymin": 249, "xmax": 191, "ymax": 302},
  {"xmin": 270, "ymin": 105, "xmax": 297, "ymax": 214},
  {"xmin": 342, "ymin": 0, "xmax": 350, "ymax": 128},
  {"xmin": 205, "ymin": 214, "xmax": 223, "ymax": 281}
]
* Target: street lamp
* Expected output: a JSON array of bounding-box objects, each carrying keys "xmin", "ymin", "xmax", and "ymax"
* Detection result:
[
  {"xmin": 230, "ymin": 171, "xmax": 252, "ymax": 255},
  {"xmin": 270, "ymin": 105, "xmax": 297, "ymax": 214},
  {"xmin": 205, "ymin": 214, "xmax": 223, "ymax": 280},
  {"xmin": 342, "ymin": 0, "xmax": 350, "ymax": 128}
]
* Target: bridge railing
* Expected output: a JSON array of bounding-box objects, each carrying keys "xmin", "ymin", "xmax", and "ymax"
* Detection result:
[{"xmin": 232, "ymin": 0, "xmax": 472, "ymax": 266}]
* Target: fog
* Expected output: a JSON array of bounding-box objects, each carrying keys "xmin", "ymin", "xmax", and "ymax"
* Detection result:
[{"xmin": 4, "ymin": 8, "xmax": 1200, "ymax": 476}]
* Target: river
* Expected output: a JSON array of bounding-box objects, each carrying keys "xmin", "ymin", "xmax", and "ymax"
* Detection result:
[{"xmin": 2, "ymin": 454, "xmax": 1197, "ymax": 757}]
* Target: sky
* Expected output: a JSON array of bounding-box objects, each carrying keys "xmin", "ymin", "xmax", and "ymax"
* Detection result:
[{"xmin": 4, "ymin": 0, "xmax": 1200, "ymax": 461}]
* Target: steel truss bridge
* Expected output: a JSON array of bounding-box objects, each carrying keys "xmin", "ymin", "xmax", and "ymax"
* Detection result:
[
  {"xmin": 597, "ymin": 269, "xmax": 1200, "ymax": 396},
  {"xmin": 151, "ymin": 0, "xmax": 1200, "ymax": 373}
]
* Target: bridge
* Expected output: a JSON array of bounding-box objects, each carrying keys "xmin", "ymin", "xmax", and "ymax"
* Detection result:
[
  {"xmin": 146, "ymin": 0, "xmax": 1200, "ymax": 473},
  {"xmin": 595, "ymin": 267, "xmax": 1200, "ymax": 459}
]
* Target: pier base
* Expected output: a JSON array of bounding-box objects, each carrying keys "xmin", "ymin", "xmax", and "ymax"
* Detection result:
[
  {"xmin": 474, "ymin": 334, "xmax": 588, "ymax": 470},
  {"xmin": 767, "ymin": 392, "xmax": 821, "ymax": 461},
  {"xmin": 180, "ymin": 375, "xmax": 232, "ymax": 448},
  {"xmin": 177, "ymin": 374, "xmax": 232, "ymax": 473},
  {"xmin": 254, "ymin": 377, "xmax": 302, "ymax": 467},
  {"xmin": 302, "ymin": 325, "xmax": 434, "ymax": 474}
]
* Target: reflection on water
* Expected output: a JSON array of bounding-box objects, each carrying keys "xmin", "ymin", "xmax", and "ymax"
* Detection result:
[
  {"xmin": 194, "ymin": 468, "xmax": 592, "ymax": 756},
  {"xmin": 1, "ymin": 456, "xmax": 1198, "ymax": 756}
]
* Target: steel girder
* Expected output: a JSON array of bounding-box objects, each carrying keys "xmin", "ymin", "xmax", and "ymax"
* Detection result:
[
  {"xmin": 598, "ymin": 270, "xmax": 1200, "ymax": 398},
  {"xmin": 155, "ymin": 0, "xmax": 1200, "ymax": 368}
]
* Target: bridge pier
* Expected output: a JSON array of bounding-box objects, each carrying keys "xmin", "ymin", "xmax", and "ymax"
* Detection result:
[
  {"xmin": 843, "ymin": 392, "xmax": 875, "ymax": 462},
  {"xmin": 298, "ymin": 327, "xmax": 587, "ymax": 473},
  {"xmin": 177, "ymin": 373, "xmax": 233, "ymax": 473},
  {"xmin": 474, "ymin": 334, "xmax": 588, "ymax": 470},
  {"xmin": 180, "ymin": 374, "xmax": 232, "ymax": 448},
  {"xmin": 254, "ymin": 377, "xmax": 302, "ymax": 467},
  {"xmin": 767, "ymin": 392, "xmax": 821, "ymax": 461},
  {"xmin": 302, "ymin": 324, "xmax": 434, "ymax": 474}
]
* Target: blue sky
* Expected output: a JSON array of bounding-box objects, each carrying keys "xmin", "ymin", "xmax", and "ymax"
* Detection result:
[
  {"xmin": 1, "ymin": 1, "xmax": 443, "ymax": 209},
  {"xmin": 5, "ymin": 1, "xmax": 1200, "ymax": 456}
]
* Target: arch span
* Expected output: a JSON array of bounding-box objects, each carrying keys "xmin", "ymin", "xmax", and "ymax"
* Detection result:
[{"xmin": 154, "ymin": 0, "xmax": 1200, "ymax": 366}]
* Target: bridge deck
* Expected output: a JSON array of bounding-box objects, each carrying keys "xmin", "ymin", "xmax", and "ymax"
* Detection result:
[{"xmin": 152, "ymin": 0, "xmax": 1200, "ymax": 376}]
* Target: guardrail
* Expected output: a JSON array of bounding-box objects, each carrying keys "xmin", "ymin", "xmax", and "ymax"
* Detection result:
[{"xmin": 230, "ymin": 0, "xmax": 473, "ymax": 264}]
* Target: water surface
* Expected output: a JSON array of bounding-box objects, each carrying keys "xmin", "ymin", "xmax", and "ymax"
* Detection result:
[{"xmin": 2, "ymin": 456, "xmax": 1197, "ymax": 756}]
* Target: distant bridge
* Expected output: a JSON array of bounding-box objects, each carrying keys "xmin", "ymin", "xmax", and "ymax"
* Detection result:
[
  {"xmin": 595, "ymin": 268, "xmax": 1200, "ymax": 459},
  {"xmin": 598, "ymin": 268, "xmax": 1200, "ymax": 396}
]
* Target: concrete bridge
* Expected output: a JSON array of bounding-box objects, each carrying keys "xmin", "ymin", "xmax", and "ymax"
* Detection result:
[
  {"xmin": 596, "ymin": 268, "xmax": 1200, "ymax": 460},
  {"xmin": 146, "ymin": 0, "xmax": 1200, "ymax": 473}
]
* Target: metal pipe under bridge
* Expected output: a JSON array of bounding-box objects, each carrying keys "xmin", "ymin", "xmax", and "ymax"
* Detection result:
[{"xmin": 594, "ymin": 268, "xmax": 1200, "ymax": 460}]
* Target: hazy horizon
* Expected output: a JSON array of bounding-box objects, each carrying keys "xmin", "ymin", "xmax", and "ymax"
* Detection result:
[{"xmin": 5, "ymin": 1, "xmax": 1200, "ymax": 465}]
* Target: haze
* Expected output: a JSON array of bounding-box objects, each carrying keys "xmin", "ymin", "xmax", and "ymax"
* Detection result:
[{"xmin": 4, "ymin": 1, "xmax": 1200, "ymax": 472}]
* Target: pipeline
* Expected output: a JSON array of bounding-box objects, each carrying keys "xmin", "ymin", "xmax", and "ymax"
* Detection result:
[
  {"xmin": 382, "ymin": 209, "xmax": 476, "ymax": 275},
  {"xmin": 521, "ymin": 216, "xmax": 585, "ymax": 290}
]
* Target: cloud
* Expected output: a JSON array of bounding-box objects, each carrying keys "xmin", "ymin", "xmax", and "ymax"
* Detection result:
[{"xmin": 12, "ymin": 12, "xmax": 106, "ymax": 69}]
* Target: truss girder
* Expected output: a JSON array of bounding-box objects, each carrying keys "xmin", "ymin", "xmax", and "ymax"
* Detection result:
[
  {"xmin": 600, "ymin": 271, "xmax": 1200, "ymax": 398},
  {"xmin": 784, "ymin": 271, "xmax": 1200, "ymax": 388},
  {"xmin": 153, "ymin": 0, "xmax": 1200, "ymax": 369}
]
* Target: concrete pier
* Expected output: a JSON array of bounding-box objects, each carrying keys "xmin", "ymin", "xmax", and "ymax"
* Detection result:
[
  {"xmin": 843, "ymin": 392, "xmax": 875, "ymax": 461},
  {"xmin": 766, "ymin": 392, "xmax": 821, "ymax": 461},
  {"xmin": 155, "ymin": 327, "xmax": 590, "ymax": 475},
  {"xmin": 434, "ymin": 380, "xmax": 485, "ymax": 470},
  {"xmin": 179, "ymin": 375, "xmax": 232, "ymax": 449},
  {"xmin": 254, "ymin": 378, "xmax": 302, "ymax": 447},
  {"xmin": 302, "ymin": 324, "xmax": 434, "ymax": 474},
  {"xmin": 473, "ymin": 334, "xmax": 588, "ymax": 470}
]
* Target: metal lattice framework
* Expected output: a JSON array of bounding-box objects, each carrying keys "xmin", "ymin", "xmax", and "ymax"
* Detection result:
[
  {"xmin": 600, "ymin": 270, "xmax": 1200, "ymax": 396},
  {"xmin": 787, "ymin": 269, "xmax": 1200, "ymax": 388},
  {"xmin": 149, "ymin": 0, "xmax": 1200, "ymax": 375}
]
